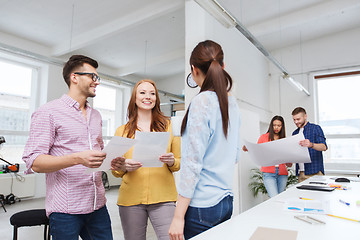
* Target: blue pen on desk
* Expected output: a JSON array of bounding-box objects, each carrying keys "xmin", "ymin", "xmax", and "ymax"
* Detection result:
[{"xmin": 339, "ymin": 199, "xmax": 350, "ymax": 206}]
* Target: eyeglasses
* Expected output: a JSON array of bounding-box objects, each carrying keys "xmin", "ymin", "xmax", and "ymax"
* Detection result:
[{"xmin": 73, "ymin": 72, "xmax": 101, "ymax": 82}]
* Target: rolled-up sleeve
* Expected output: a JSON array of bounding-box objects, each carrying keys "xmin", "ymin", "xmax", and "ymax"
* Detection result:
[
  {"xmin": 315, "ymin": 125, "xmax": 327, "ymax": 149},
  {"xmin": 22, "ymin": 109, "xmax": 55, "ymax": 173},
  {"xmin": 168, "ymin": 123, "xmax": 181, "ymax": 172},
  {"xmin": 111, "ymin": 125, "xmax": 127, "ymax": 178}
]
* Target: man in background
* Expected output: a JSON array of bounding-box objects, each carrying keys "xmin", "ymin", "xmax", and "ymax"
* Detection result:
[
  {"xmin": 291, "ymin": 107, "xmax": 327, "ymax": 182},
  {"xmin": 23, "ymin": 55, "xmax": 121, "ymax": 240},
  {"xmin": 292, "ymin": 107, "xmax": 327, "ymax": 182}
]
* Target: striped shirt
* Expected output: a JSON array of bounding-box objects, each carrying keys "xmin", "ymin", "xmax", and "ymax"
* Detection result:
[{"xmin": 22, "ymin": 94, "xmax": 106, "ymax": 216}]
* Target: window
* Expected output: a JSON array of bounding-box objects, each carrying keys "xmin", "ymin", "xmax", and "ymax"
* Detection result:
[
  {"xmin": 315, "ymin": 71, "xmax": 360, "ymax": 170},
  {"xmin": 93, "ymin": 80, "xmax": 131, "ymax": 142},
  {"xmin": 0, "ymin": 59, "xmax": 35, "ymax": 163},
  {"xmin": 94, "ymin": 84, "xmax": 116, "ymax": 137}
]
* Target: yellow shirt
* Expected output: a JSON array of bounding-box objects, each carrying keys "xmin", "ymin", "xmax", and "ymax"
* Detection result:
[{"xmin": 111, "ymin": 122, "xmax": 181, "ymax": 206}]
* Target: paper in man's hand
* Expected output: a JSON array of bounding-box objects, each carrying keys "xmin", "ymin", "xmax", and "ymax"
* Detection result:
[
  {"xmin": 244, "ymin": 133, "xmax": 311, "ymax": 167},
  {"xmin": 85, "ymin": 136, "xmax": 136, "ymax": 173}
]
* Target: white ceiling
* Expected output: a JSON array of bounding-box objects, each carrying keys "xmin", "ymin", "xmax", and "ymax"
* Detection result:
[{"xmin": 0, "ymin": 0, "xmax": 359, "ymax": 83}]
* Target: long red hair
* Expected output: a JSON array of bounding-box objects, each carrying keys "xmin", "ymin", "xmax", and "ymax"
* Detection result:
[{"xmin": 124, "ymin": 79, "xmax": 169, "ymax": 138}]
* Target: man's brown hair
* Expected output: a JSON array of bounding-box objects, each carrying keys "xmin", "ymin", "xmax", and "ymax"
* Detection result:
[
  {"xmin": 62, "ymin": 55, "xmax": 98, "ymax": 87},
  {"xmin": 292, "ymin": 107, "xmax": 306, "ymax": 116}
]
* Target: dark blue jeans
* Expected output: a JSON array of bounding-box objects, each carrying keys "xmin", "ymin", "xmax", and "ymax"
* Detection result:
[
  {"xmin": 49, "ymin": 205, "xmax": 113, "ymax": 240},
  {"xmin": 184, "ymin": 195, "xmax": 233, "ymax": 240}
]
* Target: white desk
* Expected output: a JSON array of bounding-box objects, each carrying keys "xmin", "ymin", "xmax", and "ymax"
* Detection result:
[{"xmin": 192, "ymin": 176, "xmax": 360, "ymax": 239}]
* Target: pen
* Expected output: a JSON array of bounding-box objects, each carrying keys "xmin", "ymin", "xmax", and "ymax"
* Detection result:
[
  {"xmin": 339, "ymin": 199, "xmax": 350, "ymax": 206},
  {"xmin": 327, "ymin": 214, "xmax": 360, "ymax": 223},
  {"xmin": 299, "ymin": 197, "xmax": 313, "ymax": 200}
]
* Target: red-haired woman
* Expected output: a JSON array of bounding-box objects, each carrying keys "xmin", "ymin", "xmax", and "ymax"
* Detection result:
[{"xmin": 112, "ymin": 79, "xmax": 181, "ymax": 240}]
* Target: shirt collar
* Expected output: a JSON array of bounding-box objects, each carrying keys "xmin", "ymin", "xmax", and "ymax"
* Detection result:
[{"xmin": 61, "ymin": 94, "xmax": 90, "ymax": 111}]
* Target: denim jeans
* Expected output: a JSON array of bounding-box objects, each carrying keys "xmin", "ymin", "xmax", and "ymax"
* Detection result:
[
  {"xmin": 49, "ymin": 205, "xmax": 113, "ymax": 240},
  {"xmin": 263, "ymin": 167, "xmax": 288, "ymax": 198},
  {"xmin": 184, "ymin": 195, "xmax": 233, "ymax": 240}
]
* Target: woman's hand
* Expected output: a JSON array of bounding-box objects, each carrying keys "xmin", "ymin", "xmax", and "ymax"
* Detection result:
[
  {"xmin": 242, "ymin": 145, "xmax": 248, "ymax": 152},
  {"xmin": 169, "ymin": 217, "xmax": 185, "ymax": 240},
  {"xmin": 111, "ymin": 157, "xmax": 126, "ymax": 171},
  {"xmin": 159, "ymin": 153, "xmax": 175, "ymax": 167},
  {"xmin": 124, "ymin": 159, "xmax": 142, "ymax": 172},
  {"xmin": 169, "ymin": 195, "xmax": 190, "ymax": 240}
]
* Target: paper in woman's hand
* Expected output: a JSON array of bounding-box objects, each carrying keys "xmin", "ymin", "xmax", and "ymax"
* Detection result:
[
  {"xmin": 244, "ymin": 133, "xmax": 311, "ymax": 167},
  {"xmin": 132, "ymin": 131, "xmax": 170, "ymax": 167},
  {"xmin": 85, "ymin": 136, "xmax": 136, "ymax": 173}
]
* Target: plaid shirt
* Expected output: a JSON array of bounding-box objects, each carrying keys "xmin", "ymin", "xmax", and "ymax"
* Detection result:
[
  {"xmin": 22, "ymin": 94, "xmax": 106, "ymax": 216},
  {"xmin": 292, "ymin": 122, "xmax": 327, "ymax": 175}
]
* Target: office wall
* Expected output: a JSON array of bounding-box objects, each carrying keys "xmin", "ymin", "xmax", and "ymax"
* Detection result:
[
  {"xmin": 156, "ymin": 72, "xmax": 185, "ymax": 116},
  {"xmin": 185, "ymin": 1, "xmax": 271, "ymax": 213},
  {"xmin": 0, "ymin": 173, "xmax": 36, "ymax": 198},
  {"xmin": 156, "ymin": 72, "xmax": 185, "ymax": 96},
  {"xmin": 269, "ymin": 27, "xmax": 360, "ymax": 129},
  {"xmin": 46, "ymin": 64, "xmax": 67, "ymax": 102},
  {"xmin": 185, "ymin": 2, "xmax": 272, "ymax": 123}
]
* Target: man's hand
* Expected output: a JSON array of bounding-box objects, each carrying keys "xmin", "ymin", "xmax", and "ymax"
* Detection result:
[
  {"xmin": 159, "ymin": 153, "xmax": 175, "ymax": 167},
  {"xmin": 299, "ymin": 139, "xmax": 312, "ymax": 148},
  {"xmin": 76, "ymin": 150, "xmax": 106, "ymax": 168},
  {"xmin": 299, "ymin": 139, "xmax": 327, "ymax": 151},
  {"xmin": 111, "ymin": 157, "xmax": 126, "ymax": 171}
]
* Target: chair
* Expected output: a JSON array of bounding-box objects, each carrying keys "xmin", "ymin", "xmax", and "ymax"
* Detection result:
[
  {"xmin": 10, "ymin": 209, "xmax": 50, "ymax": 240},
  {"xmin": 0, "ymin": 194, "xmax": 6, "ymax": 212}
]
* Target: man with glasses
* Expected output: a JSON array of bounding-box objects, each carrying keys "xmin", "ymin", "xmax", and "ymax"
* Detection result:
[{"xmin": 23, "ymin": 55, "xmax": 123, "ymax": 240}]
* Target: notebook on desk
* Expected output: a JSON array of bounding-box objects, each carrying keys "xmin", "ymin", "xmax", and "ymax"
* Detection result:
[
  {"xmin": 297, "ymin": 185, "xmax": 336, "ymax": 192},
  {"xmin": 250, "ymin": 227, "xmax": 298, "ymax": 240}
]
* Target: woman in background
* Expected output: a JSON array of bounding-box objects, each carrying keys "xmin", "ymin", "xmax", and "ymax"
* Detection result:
[
  {"xmin": 168, "ymin": 40, "xmax": 241, "ymax": 240},
  {"xmin": 244, "ymin": 115, "xmax": 292, "ymax": 198},
  {"xmin": 112, "ymin": 79, "xmax": 180, "ymax": 240}
]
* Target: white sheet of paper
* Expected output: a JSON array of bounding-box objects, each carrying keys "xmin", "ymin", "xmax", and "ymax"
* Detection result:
[
  {"xmin": 132, "ymin": 131, "xmax": 170, "ymax": 167},
  {"xmin": 85, "ymin": 136, "xmax": 136, "ymax": 173},
  {"xmin": 284, "ymin": 198, "xmax": 329, "ymax": 214},
  {"xmin": 244, "ymin": 133, "xmax": 311, "ymax": 167}
]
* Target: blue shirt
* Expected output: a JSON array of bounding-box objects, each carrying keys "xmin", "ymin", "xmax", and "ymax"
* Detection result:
[
  {"xmin": 292, "ymin": 122, "xmax": 327, "ymax": 175},
  {"xmin": 178, "ymin": 91, "xmax": 241, "ymax": 208}
]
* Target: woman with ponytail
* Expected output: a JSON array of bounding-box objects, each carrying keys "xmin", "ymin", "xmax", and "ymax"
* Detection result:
[{"xmin": 169, "ymin": 40, "xmax": 241, "ymax": 240}]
